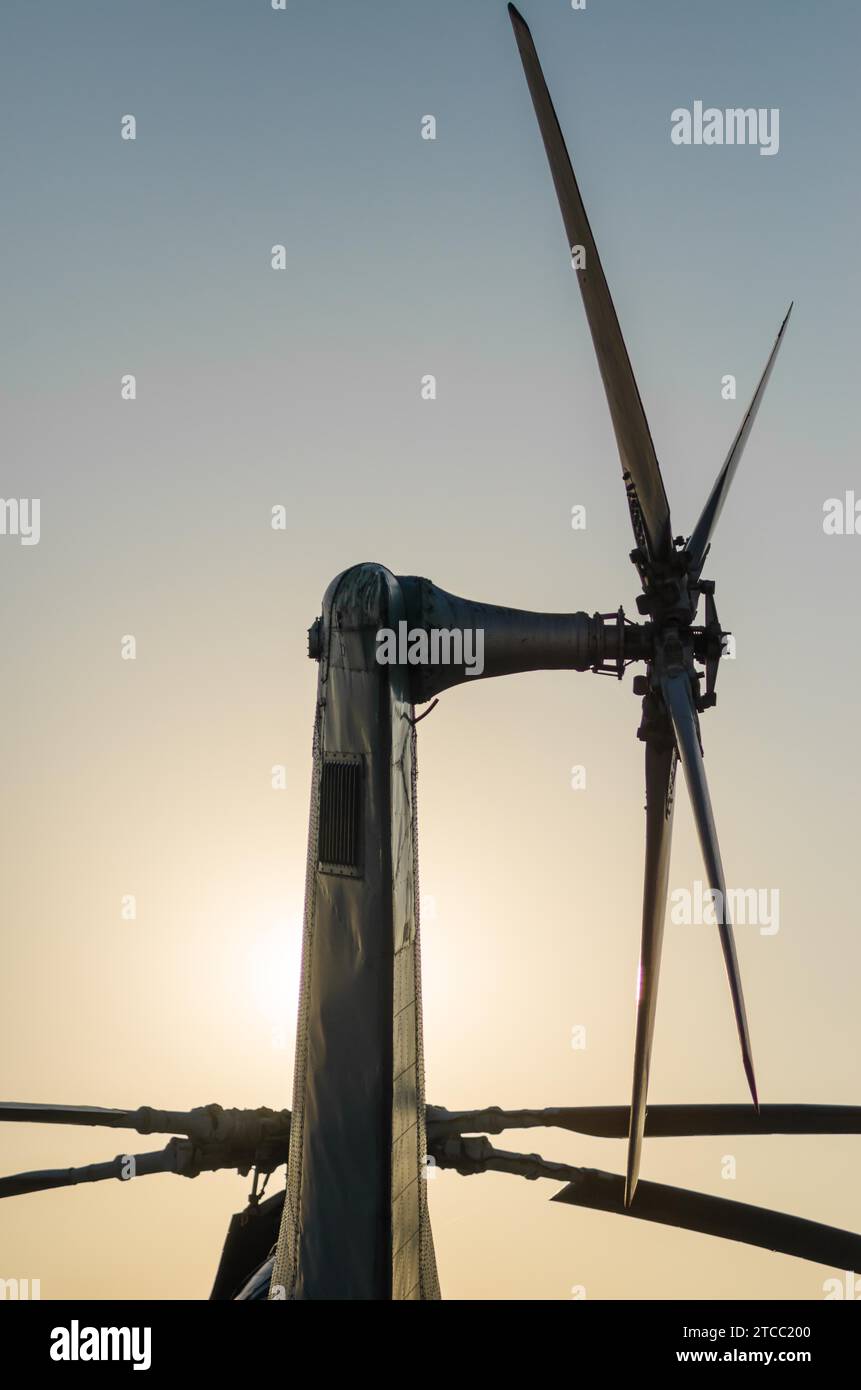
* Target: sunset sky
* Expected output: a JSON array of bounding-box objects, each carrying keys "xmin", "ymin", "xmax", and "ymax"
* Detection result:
[{"xmin": 1, "ymin": 0, "xmax": 860, "ymax": 1299}]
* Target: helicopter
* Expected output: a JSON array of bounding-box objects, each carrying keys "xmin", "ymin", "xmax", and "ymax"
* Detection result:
[{"xmin": 3, "ymin": 6, "xmax": 858, "ymax": 1301}]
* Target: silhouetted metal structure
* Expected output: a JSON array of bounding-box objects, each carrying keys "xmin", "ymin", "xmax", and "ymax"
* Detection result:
[
  {"xmin": 504, "ymin": 1, "xmax": 792, "ymax": 1206},
  {"xmin": 2, "ymin": 7, "xmax": 846, "ymax": 1302}
]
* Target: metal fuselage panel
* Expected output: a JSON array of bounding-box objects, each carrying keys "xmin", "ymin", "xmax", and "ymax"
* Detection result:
[{"xmin": 270, "ymin": 564, "xmax": 438, "ymax": 1300}]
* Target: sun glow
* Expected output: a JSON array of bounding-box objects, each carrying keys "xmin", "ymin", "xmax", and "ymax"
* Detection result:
[{"xmin": 249, "ymin": 918, "xmax": 303, "ymax": 1051}]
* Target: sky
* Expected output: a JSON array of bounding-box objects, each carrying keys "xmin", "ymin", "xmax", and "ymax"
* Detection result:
[{"xmin": 1, "ymin": 0, "xmax": 860, "ymax": 1300}]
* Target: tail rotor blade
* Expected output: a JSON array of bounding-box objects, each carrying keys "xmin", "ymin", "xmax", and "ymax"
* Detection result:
[
  {"xmin": 686, "ymin": 305, "xmax": 792, "ymax": 579},
  {"xmin": 508, "ymin": 4, "xmax": 673, "ymax": 566},
  {"xmin": 625, "ymin": 738, "xmax": 678, "ymax": 1206},
  {"xmin": 662, "ymin": 671, "xmax": 758, "ymax": 1108}
]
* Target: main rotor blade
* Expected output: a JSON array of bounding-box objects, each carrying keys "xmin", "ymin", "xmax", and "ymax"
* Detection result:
[
  {"xmin": 0, "ymin": 1102, "xmax": 149, "ymax": 1131},
  {"xmin": 0, "ymin": 1101, "xmax": 292, "ymax": 1146},
  {"xmin": 626, "ymin": 739, "xmax": 678, "ymax": 1206},
  {"xmin": 427, "ymin": 1102, "xmax": 861, "ymax": 1140},
  {"xmin": 508, "ymin": 4, "xmax": 673, "ymax": 566},
  {"xmin": 662, "ymin": 671, "xmax": 758, "ymax": 1108},
  {"xmin": 686, "ymin": 304, "xmax": 792, "ymax": 579},
  {"xmin": 0, "ymin": 1148, "xmax": 179, "ymax": 1199},
  {"xmin": 552, "ymin": 1164, "xmax": 861, "ymax": 1271},
  {"xmin": 433, "ymin": 1136, "xmax": 861, "ymax": 1270}
]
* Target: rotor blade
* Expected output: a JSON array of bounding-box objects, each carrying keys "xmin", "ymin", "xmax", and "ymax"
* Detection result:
[
  {"xmin": 0, "ymin": 1148, "xmax": 179, "ymax": 1199},
  {"xmin": 662, "ymin": 670, "xmax": 758, "ymax": 1107},
  {"xmin": 0, "ymin": 1103, "xmax": 151, "ymax": 1131},
  {"xmin": 433, "ymin": 1136, "xmax": 861, "ymax": 1270},
  {"xmin": 552, "ymin": 1165, "xmax": 861, "ymax": 1271},
  {"xmin": 626, "ymin": 740, "xmax": 678, "ymax": 1206},
  {"xmin": 427, "ymin": 1102, "xmax": 861, "ymax": 1140},
  {"xmin": 508, "ymin": 4, "xmax": 673, "ymax": 565},
  {"xmin": 686, "ymin": 304, "xmax": 792, "ymax": 578},
  {"xmin": 0, "ymin": 1102, "xmax": 291, "ymax": 1146}
]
